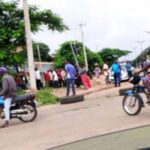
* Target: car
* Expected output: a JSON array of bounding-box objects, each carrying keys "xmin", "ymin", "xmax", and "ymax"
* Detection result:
[{"xmin": 108, "ymin": 62, "xmax": 133, "ymax": 83}]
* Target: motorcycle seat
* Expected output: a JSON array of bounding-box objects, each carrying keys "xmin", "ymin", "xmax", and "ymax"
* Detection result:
[{"xmin": 13, "ymin": 94, "xmax": 35, "ymax": 103}]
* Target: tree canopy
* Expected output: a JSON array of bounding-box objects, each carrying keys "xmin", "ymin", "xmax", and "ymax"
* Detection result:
[
  {"xmin": 54, "ymin": 41, "xmax": 103, "ymax": 72},
  {"xmin": 20, "ymin": 42, "xmax": 53, "ymax": 62},
  {"xmin": 0, "ymin": 0, "xmax": 68, "ymax": 66},
  {"xmin": 98, "ymin": 48, "xmax": 130, "ymax": 66}
]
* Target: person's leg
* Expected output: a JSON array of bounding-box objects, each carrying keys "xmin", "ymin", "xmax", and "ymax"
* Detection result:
[
  {"xmin": 66, "ymin": 79, "xmax": 70, "ymax": 96},
  {"xmin": 71, "ymin": 79, "xmax": 76, "ymax": 95},
  {"xmin": 53, "ymin": 81, "xmax": 56, "ymax": 88},
  {"xmin": 114, "ymin": 73, "xmax": 117, "ymax": 87},
  {"xmin": 37, "ymin": 79, "xmax": 41, "ymax": 90},
  {"xmin": 117, "ymin": 72, "xmax": 121, "ymax": 86},
  {"xmin": 143, "ymin": 79, "xmax": 150, "ymax": 96},
  {"xmin": 2, "ymin": 98, "xmax": 12, "ymax": 127},
  {"xmin": 56, "ymin": 80, "xmax": 59, "ymax": 88},
  {"xmin": 40, "ymin": 80, "xmax": 43, "ymax": 88},
  {"xmin": 0, "ymin": 108, "xmax": 3, "ymax": 118}
]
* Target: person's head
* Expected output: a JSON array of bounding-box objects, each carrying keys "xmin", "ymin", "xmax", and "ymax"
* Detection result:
[
  {"xmin": 114, "ymin": 60, "xmax": 118, "ymax": 64},
  {"xmin": 65, "ymin": 61, "xmax": 69, "ymax": 65},
  {"xmin": 94, "ymin": 63, "xmax": 99, "ymax": 67},
  {"xmin": 0, "ymin": 67, "xmax": 7, "ymax": 76},
  {"xmin": 80, "ymin": 64, "xmax": 84, "ymax": 68}
]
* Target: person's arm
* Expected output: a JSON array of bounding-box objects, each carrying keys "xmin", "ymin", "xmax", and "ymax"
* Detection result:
[
  {"xmin": 136, "ymin": 63, "xmax": 150, "ymax": 74},
  {"xmin": 0, "ymin": 78, "xmax": 8, "ymax": 96}
]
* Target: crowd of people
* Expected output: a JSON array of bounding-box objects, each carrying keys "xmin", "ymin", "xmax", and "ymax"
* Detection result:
[
  {"xmin": 12, "ymin": 60, "xmax": 140, "ymax": 94},
  {"xmin": 12, "ymin": 61, "xmax": 110, "ymax": 95},
  {"xmin": 1, "ymin": 58, "xmax": 150, "ymax": 128}
]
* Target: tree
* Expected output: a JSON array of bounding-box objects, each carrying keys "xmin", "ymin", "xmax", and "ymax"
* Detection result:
[
  {"xmin": 54, "ymin": 41, "xmax": 103, "ymax": 72},
  {"xmin": 33, "ymin": 42, "xmax": 52, "ymax": 62},
  {"xmin": 98, "ymin": 48, "xmax": 130, "ymax": 66},
  {"xmin": 20, "ymin": 42, "xmax": 53, "ymax": 62},
  {"xmin": 0, "ymin": 0, "xmax": 68, "ymax": 66}
]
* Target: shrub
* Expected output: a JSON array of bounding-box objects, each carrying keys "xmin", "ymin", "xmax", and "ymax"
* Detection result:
[{"xmin": 36, "ymin": 88, "xmax": 59, "ymax": 105}]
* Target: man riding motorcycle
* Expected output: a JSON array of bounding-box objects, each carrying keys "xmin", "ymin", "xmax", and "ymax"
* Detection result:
[
  {"xmin": 135, "ymin": 63, "xmax": 150, "ymax": 104},
  {"xmin": 0, "ymin": 67, "xmax": 16, "ymax": 128}
]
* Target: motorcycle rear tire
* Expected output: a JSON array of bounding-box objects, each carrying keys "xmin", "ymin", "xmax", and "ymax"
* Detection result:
[{"xmin": 19, "ymin": 104, "xmax": 37, "ymax": 122}]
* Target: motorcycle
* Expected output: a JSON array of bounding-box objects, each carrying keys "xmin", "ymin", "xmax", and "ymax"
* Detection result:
[
  {"xmin": 122, "ymin": 75, "xmax": 146, "ymax": 116},
  {"xmin": 0, "ymin": 94, "xmax": 37, "ymax": 122}
]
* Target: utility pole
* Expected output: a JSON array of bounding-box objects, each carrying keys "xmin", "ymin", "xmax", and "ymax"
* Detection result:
[
  {"xmin": 37, "ymin": 44, "xmax": 41, "ymax": 62},
  {"xmin": 23, "ymin": 0, "xmax": 37, "ymax": 90},
  {"xmin": 69, "ymin": 42, "xmax": 79, "ymax": 68},
  {"xmin": 79, "ymin": 23, "xmax": 88, "ymax": 71}
]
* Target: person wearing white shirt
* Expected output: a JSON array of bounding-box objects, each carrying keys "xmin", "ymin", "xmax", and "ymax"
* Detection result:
[
  {"xmin": 52, "ymin": 70, "xmax": 59, "ymax": 88},
  {"xmin": 35, "ymin": 68, "xmax": 43, "ymax": 90}
]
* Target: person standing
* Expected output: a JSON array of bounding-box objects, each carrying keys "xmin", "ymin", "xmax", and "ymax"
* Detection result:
[
  {"xmin": 57, "ymin": 69, "xmax": 64, "ymax": 87},
  {"xmin": 111, "ymin": 61, "xmax": 121, "ymax": 87},
  {"xmin": 65, "ymin": 61, "xmax": 76, "ymax": 96},
  {"xmin": 125, "ymin": 61, "xmax": 133, "ymax": 78},
  {"xmin": 0, "ymin": 67, "xmax": 16, "ymax": 128},
  {"xmin": 52, "ymin": 70, "xmax": 59, "ymax": 88},
  {"xmin": 79, "ymin": 64, "xmax": 91, "ymax": 89},
  {"xmin": 35, "ymin": 68, "xmax": 43, "ymax": 90},
  {"xmin": 93, "ymin": 63, "xmax": 101, "ymax": 78},
  {"xmin": 102, "ymin": 62, "xmax": 109, "ymax": 84},
  {"xmin": 44, "ymin": 70, "xmax": 51, "ymax": 87}
]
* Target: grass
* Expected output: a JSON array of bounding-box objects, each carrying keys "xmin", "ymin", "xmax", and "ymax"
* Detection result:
[
  {"xmin": 35, "ymin": 88, "xmax": 59, "ymax": 105},
  {"xmin": 16, "ymin": 87, "xmax": 59, "ymax": 105}
]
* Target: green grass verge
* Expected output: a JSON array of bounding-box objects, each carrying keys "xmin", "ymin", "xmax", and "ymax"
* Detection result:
[
  {"xmin": 35, "ymin": 88, "xmax": 59, "ymax": 105},
  {"xmin": 16, "ymin": 88, "xmax": 59, "ymax": 105}
]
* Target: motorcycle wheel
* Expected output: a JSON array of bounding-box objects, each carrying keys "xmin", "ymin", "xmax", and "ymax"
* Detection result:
[
  {"xmin": 122, "ymin": 94, "xmax": 142, "ymax": 116},
  {"xmin": 19, "ymin": 104, "xmax": 37, "ymax": 122}
]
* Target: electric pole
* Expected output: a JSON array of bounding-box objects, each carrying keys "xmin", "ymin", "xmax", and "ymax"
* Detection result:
[
  {"xmin": 23, "ymin": 0, "xmax": 37, "ymax": 90},
  {"xmin": 37, "ymin": 44, "xmax": 41, "ymax": 62},
  {"xmin": 79, "ymin": 23, "xmax": 88, "ymax": 71},
  {"xmin": 69, "ymin": 42, "xmax": 79, "ymax": 68}
]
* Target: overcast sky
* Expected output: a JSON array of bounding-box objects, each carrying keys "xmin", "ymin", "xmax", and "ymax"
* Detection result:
[{"xmin": 24, "ymin": 0, "xmax": 150, "ymax": 60}]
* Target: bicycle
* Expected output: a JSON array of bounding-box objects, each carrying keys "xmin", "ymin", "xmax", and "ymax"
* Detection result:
[{"xmin": 122, "ymin": 75, "xmax": 148, "ymax": 116}]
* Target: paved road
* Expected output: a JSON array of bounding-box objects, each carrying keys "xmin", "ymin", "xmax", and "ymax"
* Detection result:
[
  {"xmin": 50, "ymin": 125, "xmax": 150, "ymax": 150},
  {"xmin": 0, "ymin": 87, "xmax": 150, "ymax": 150}
]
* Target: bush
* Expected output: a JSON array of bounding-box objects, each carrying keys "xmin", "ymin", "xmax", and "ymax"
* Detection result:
[{"xmin": 36, "ymin": 88, "xmax": 59, "ymax": 105}]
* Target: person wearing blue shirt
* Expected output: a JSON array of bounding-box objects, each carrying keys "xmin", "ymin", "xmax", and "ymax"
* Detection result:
[
  {"xmin": 65, "ymin": 61, "xmax": 76, "ymax": 96},
  {"xmin": 111, "ymin": 61, "xmax": 121, "ymax": 87},
  {"xmin": 125, "ymin": 62, "xmax": 132, "ymax": 78}
]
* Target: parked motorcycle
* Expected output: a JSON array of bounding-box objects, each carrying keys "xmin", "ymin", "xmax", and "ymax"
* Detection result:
[{"xmin": 0, "ymin": 94, "xmax": 37, "ymax": 122}]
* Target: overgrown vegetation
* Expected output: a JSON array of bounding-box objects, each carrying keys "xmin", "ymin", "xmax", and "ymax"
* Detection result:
[
  {"xmin": 35, "ymin": 88, "xmax": 59, "ymax": 105},
  {"xmin": 16, "ymin": 88, "xmax": 59, "ymax": 105}
]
